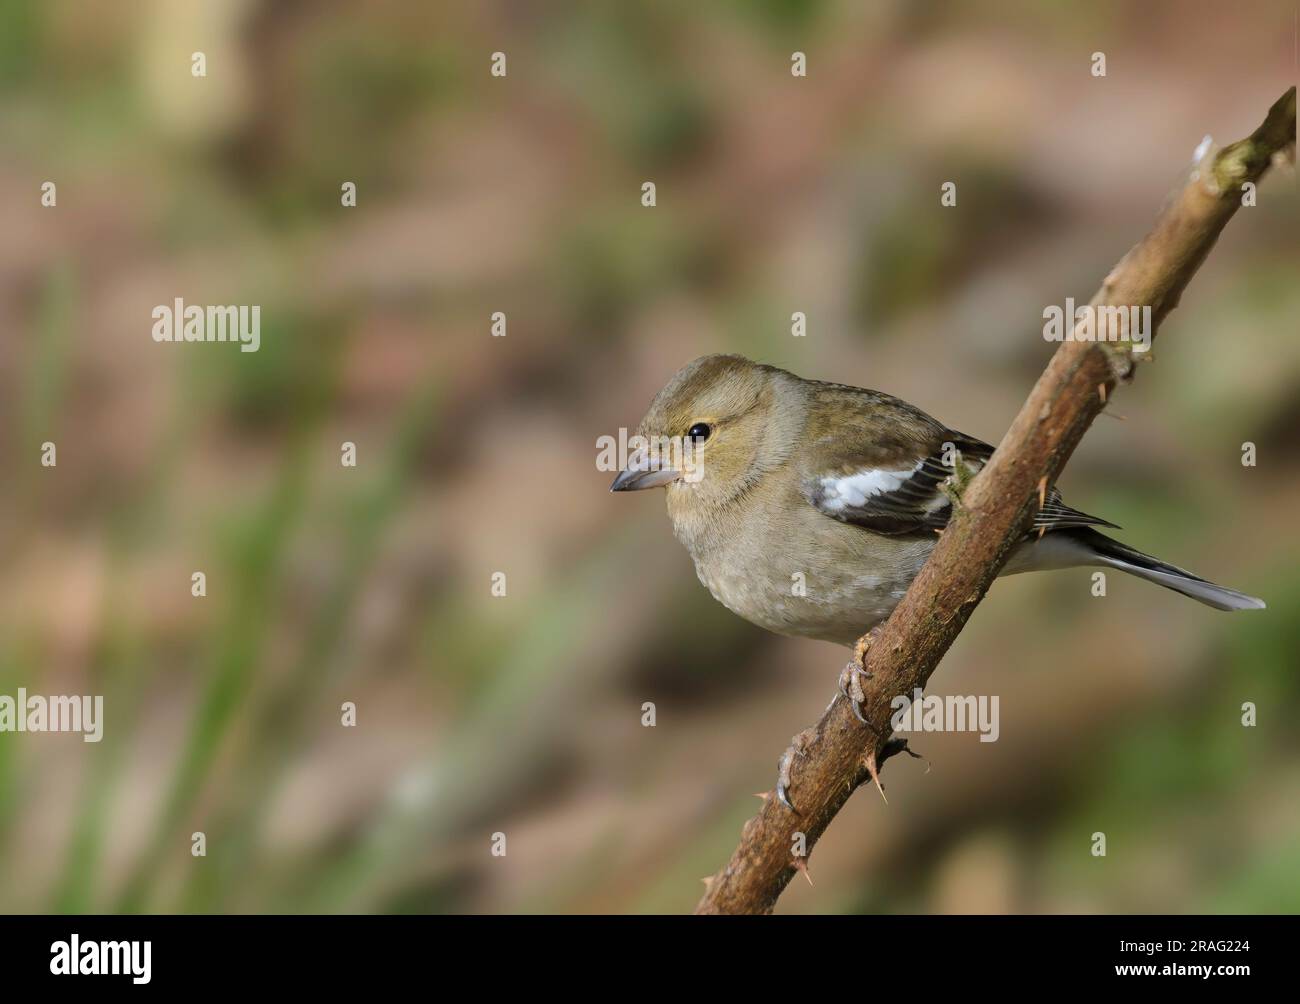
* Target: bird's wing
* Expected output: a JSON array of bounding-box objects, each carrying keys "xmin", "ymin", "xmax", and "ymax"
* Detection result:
[{"xmin": 797, "ymin": 387, "xmax": 1116, "ymax": 537}]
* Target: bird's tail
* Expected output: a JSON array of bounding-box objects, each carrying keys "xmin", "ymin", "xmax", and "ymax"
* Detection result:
[{"xmin": 1063, "ymin": 528, "xmax": 1265, "ymax": 611}]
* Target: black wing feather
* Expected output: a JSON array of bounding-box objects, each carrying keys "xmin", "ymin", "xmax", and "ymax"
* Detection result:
[{"xmin": 804, "ymin": 430, "xmax": 1118, "ymax": 537}]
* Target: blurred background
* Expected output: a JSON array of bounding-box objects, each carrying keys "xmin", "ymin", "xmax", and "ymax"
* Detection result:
[{"xmin": 0, "ymin": 0, "xmax": 1296, "ymax": 915}]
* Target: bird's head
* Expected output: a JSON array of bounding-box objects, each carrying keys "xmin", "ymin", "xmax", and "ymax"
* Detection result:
[{"xmin": 610, "ymin": 354, "xmax": 794, "ymax": 510}]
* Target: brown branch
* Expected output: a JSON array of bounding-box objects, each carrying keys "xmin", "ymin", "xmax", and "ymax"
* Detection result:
[{"xmin": 695, "ymin": 87, "xmax": 1295, "ymax": 916}]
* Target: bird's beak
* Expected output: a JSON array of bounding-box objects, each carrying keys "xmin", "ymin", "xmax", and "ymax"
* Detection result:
[{"xmin": 609, "ymin": 446, "xmax": 683, "ymax": 492}]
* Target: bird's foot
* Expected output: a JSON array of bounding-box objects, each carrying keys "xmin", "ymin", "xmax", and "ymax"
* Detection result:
[
  {"xmin": 838, "ymin": 627, "xmax": 882, "ymax": 725},
  {"xmin": 775, "ymin": 727, "xmax": 816, "ymax": 813},
  {"xmin": 852, "ymin": 628, "xmax": 878, "ymax": 673},
  {"xmin": 837, "ymin": 661, "xmax": 871, "ymax": 723}
]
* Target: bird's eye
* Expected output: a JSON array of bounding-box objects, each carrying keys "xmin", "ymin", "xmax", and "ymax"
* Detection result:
[{"xmin": 687, "ymin": 422, "xmax": 711, "ymax": 443}]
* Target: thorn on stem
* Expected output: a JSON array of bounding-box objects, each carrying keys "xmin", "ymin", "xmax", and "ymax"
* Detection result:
[{"xmin": 864, "ymin": 749, "xmax": 889, "ymax": 805}]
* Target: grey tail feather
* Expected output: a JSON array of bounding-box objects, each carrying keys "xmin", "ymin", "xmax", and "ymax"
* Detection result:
[{"xmin": 1063, "ymin": 528, "xmax": 1265, "ymax": 611}]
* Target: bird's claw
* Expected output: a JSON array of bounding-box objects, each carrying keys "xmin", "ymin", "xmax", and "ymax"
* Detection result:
[
  {"xmin": 775, "ymin": 768, "xmax": 796, "ymax": 812},
  {"xmin": 774, "ymin": 728, "xmax": 815, "ymax": 813},
  {"xmin": 838, "ymin": 627, "xmax": 885, "ymax": 728},
  {"xmin": 774, "ymin": 629, "xmax": 887, "ymax": 812},
  {"xmin": 837, "ymin": 661, "xmax": 871, "ymax": 724}
]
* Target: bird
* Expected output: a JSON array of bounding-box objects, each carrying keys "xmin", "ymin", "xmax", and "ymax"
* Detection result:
[{"xmin": 610, "ymin": 354, "xmax": 1265, "ymax": 654}]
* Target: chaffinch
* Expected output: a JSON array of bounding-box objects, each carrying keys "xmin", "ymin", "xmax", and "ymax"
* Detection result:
[{"xmin": 611, "ymin": 354, "xmax": 1264, "ymax": 648}]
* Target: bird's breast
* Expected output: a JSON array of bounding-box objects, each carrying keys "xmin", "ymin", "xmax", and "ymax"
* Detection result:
[{"xmin": 676, "ymin": 499, "xmax": 933, "ymax": 646}]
